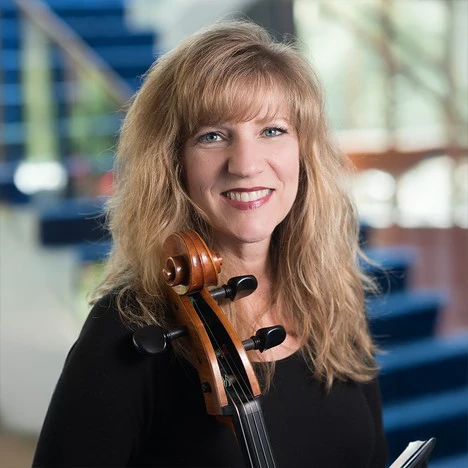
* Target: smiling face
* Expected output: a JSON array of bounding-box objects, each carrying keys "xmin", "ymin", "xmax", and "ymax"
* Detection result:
[{"xmin": 182, "ymin": 91, "xmax": 300, "ymax": 250}]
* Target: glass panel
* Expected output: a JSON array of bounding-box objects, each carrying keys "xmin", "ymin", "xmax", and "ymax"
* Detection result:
[{"xmin": 294, "ymin": 0, "xmax": 468, "ymax": 227}]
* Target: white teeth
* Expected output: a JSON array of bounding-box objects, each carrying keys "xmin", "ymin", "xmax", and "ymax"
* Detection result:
[{"xmin": 224, "ymin": 189, "xmax": 271, "ymax": 202}]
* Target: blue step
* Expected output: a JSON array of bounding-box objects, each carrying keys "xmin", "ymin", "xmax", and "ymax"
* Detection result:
[
  {"xmin": 43, "ymin": 0, "xmax": 125, "ymax": 6},
  {"xmin": 0, "ymin": 17, "xmax": 21, "ymax": 48},
  {"xmin": 124, "ymin": 75, "xmax": 144, "ymax": 91},
  {"xmin": 0, "ymin": 2, "xmax": 18, "ymax": 18},
  {"xmin": 378, "ymin": 334, "xmax": 468, "ymax": 403},
  {"xmin": 2, "ymin": 55, "xmax": 152, "ymax": 91},
  {"xmin": 2, "ymin": 82, "xmax": 72, "ymax": 106},
  {"xmin": 61, "ymin": 16, "xmax": 156, "ymax": 46},
  {"xmin": 0, "ymin": 161, "xmax": 30, "ymax": 204},
  {"xmin": 93, "ymin": 43, "xmax": 156, "ymax": 68},
  {"xmin": 0, "ymin": 141, "xmax": 24, "ymax": 164},
  {"xmin": 430, "ymin": 453, "xmax": 468, "ymax": 468},
  {"xmin": 1, "ymin": 121, "xmax": 25, "ymax": 146},
  {"xmin": 39, "ymin": 197, "xmax": 109, "ymax": 246},
  {"xmin": 2, "ymin": 76, "xmax": 128, "ymax": 124},
  {"xmin": 3, "ymin": 103, "xmax": 23, "ymax": 123},
  {"xmin": 0, "ymin": 47, "xmax": 20, "ymax": 85},
  {"xmin": 363, "ymin": 246, "xmax": 415, "ymax": 296},
  {"xmin": 76, "ymin": 241, "xmax": 112, "ymax": 263},
  {"xmin": 1, "ymin": 68, "xmax": 21, "ymax": 86},
  {"xmin": 384, "ymin": 387, "xmax": 468, "ymax": 461},
  {"xmin": 367, "ymin": 291, "xmax": 443, "ymax": 345},
  {"xmin": 44, "ymin": 1, "xmax": 127, "ymax": 17},
  {"xmin": 2, "ymin": 82, "xmax": 69, "ymax": 123},
  {"xmin": 2, "ymin": 44, "xmax": 154, "ymax": 73},
  {"xmin": 1, "ymin": 48, "xmax": 22, "ymax": 85},
  {"xmin": 1, "ymin": 15, "xmax": 153, "ymax": 48},
  {"xmin": 0, "ymin": 1, "xmax": 126, "ymax": 15}
]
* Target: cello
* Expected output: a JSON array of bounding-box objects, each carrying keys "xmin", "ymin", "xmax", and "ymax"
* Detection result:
[{"xmin": 133, "ymin": 230, "xmax": 286, "ymax": 468}]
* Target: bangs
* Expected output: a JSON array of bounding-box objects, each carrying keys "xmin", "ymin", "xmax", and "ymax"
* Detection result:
[{"xmin": 180, "ymin": 69, "xmax": 298, "ymax": 137}]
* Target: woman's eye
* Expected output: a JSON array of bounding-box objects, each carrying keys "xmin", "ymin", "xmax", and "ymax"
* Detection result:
[
  {"xmin": 198, "ymin": 132, "xmax": 222, "ymax": 143},
  {"xmin": 263, "ymin": 127, "xmax": 286, "ymax": 137}
]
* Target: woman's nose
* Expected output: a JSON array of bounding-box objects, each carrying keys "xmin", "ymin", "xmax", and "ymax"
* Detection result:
[{"xmin": 227, "ymin": 138, "xmax": 265, "ymax": 177}]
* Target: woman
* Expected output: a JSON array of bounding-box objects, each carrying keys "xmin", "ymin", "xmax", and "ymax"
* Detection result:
[{"xmin": 34, "ymin": 20, "xmax": 388, "ymax": 467}]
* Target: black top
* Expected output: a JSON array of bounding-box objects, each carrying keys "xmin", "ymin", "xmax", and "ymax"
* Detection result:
[{"xmin": 33, "ymin": 294, "xmax": 388, "ymax": 467}]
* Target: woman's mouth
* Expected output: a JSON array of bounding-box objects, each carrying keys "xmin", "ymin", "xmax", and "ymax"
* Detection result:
[{"xmin": 221, "ymin": 188, "xmax": 273, "ymax": 210}]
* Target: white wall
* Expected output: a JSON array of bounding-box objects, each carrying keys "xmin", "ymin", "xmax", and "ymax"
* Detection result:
[{"xmin": 0, "ymin": 206, "xmax": 82, "ymax": 433}]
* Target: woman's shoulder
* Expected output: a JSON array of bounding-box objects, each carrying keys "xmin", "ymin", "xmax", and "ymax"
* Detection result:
[
  {"xmin": 64, "ymin": 290, "xmax": 153, "ymax": 372},
  {"xmin": 75, "ymin": 291, "xmax": 129, "ymax": 345},
  {"xmin": 33, "ymin": 292, "xmax": 179, "ymax": 466}
]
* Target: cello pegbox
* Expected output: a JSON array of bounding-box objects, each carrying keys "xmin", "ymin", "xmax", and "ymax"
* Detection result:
[{"xmin": 161, "ymin": 230, "xmax": 222, "ymax": 295}]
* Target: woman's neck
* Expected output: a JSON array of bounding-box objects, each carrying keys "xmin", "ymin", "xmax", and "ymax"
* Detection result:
[
  {"xmin": 214, "ymin": 234, "xmax": 272, "ymax": 284},
  {"xmin": 213, "ymin": 234, "xmax": 302, "ymax": 361}
]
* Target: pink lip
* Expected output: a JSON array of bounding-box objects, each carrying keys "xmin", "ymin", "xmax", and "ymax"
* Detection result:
[
  {"xmin": 221, "ymin": 188, "xmax": 273, "ymax": 211},
  {"xmin": 226, "ymin": 187, "xmax": 269, "ymax": 192}
]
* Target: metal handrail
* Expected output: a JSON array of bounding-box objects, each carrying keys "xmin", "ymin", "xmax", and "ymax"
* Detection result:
[{"xmin": 14, "ymin": 0, "xmax": 134, "ymax": 105}]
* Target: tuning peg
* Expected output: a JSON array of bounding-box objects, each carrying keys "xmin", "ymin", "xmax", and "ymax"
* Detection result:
[
  {"xmin": 133, "ymin": 325, "xmax": 187, "ymax": 355},
  {"xmin": 209, "ymin": 275, "xmax": 258, "ymax": 302},
  {"xmin": 242, "ymin": 325, "xmax": 286, "ymax": 353}
]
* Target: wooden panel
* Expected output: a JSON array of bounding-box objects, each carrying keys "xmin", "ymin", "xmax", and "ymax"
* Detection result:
[{"xmin": 370, "ymin": 227, "xmax": 468, "ymax": 335}]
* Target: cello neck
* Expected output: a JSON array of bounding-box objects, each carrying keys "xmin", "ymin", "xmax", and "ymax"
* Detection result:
[{"xmin": 230, "ymin": 398, "xmax": 277, "ymax": 468}]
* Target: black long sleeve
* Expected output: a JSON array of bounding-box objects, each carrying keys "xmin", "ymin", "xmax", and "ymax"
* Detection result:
[
  {"xmin": 33, "ymin": 294, "xmax": 163, "ymax": 465},
  {"xmin": 34, "ymin": 294, "xmax": 387, "ymax": 467}
]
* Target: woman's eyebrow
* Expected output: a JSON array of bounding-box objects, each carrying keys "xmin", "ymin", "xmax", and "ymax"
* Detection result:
[{"xmin": 253, "ymin": 115, "xmax": 291, "ymax": 124}]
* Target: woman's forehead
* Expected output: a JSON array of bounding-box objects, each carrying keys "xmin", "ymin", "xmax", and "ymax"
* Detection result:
[{"xmin": 189, "ymin": 86, "xmax": 295, "ymax": 129}]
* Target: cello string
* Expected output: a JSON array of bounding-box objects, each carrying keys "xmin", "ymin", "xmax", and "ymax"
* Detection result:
[
  {"xmin": 199, "ymin": 291, "xmax": 276, "ymax": 465},
  {"xmin": 219, "ymin": 348, "xmax": 274, "ymax": 467},
  {"xmin": 190, "ymin": 297, "xmax": 272, "ymax": 467},
  {"xmin": 189, "ymin": 298, "xmax": 261, "ymax": 460}
]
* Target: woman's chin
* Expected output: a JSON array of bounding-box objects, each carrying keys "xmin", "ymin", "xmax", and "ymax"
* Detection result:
[{"xmin": 214, "ymin": 225, "xmax": 274, "ymax": 248}]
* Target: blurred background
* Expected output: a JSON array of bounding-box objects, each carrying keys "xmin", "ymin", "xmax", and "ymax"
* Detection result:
[{"xmin": 0, "ymin": 0, "xmax": 466, "ymax": 466}]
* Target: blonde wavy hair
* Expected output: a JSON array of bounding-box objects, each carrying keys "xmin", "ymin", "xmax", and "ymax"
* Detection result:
[{"xmin": 95, "ymin": 20, "xmax": 378, "ymax": 388}]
